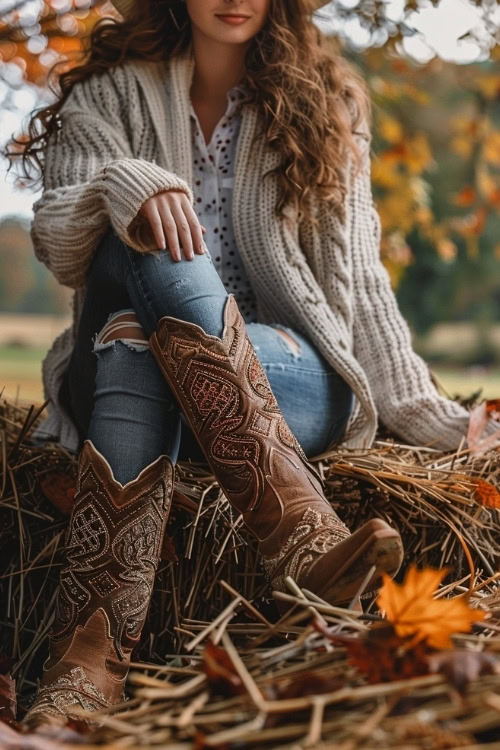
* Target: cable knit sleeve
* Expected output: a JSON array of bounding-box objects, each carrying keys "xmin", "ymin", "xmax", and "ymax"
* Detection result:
[
  {"xmin": 30, "ymin": 70, "xmax": 194, "ymax": 290},
  {"xmin": 348, "ymin": 130, "xmax": 500, "ymax": 450}
]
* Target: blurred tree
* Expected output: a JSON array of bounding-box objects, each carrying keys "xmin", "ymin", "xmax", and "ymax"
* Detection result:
[{"xmin": 0, "ymin": 216, "xmax": 72, "ymax": 314}]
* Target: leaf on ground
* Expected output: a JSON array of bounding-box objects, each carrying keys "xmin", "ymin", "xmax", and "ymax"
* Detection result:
[
  {"xmin": 376, "ymin": 566, "xmax": 486, "ymax": 649},
  {"xmin": 485, "ymin": 399, "xmax": 500, "ymax": 415},
  {"xmin": 38, "ymin": 472, "xmax": 75, "ymax": 515},
  {"xmin": 426, "ymin": 649, "xmax": 500, "ymax": 694},
  {"xmin": 194, "ymin": 729, "xmax": 230, "ymax": 750},
  {"xmin": 0, "ymin": 672, "xmax": 17, "ymax": 724},
  {"xmin": 264, "ymin": 670, "xmax": 344, "ymax": 728},
  {"xmin": 313, "ymin": 620, "xmax": 429, "ymax": 684},
  {"xmin": 201, "ymin": 642, "xmax": 245, "ymax": 697},
  {"xmin": 472, "ymin": 478, "xmax": 500, "ymax": 509},
  {"xmin": 160, "ymin": 533, "xmax": 178, "ymax": 563},
  {"xmin": 266, "ymin": 670, "xmax": 343, "ymax": 701},
  {"xmin": 467, "ymin": 400, "xmax": 500, "ymax": 457},
  {"xmin": 0, "ymin": 655, "xmax": 16, "ymax": 725}
]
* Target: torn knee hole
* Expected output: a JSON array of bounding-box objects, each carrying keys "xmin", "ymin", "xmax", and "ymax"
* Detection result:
[
  {"xmin": 275, "ymin": 328, "xmax": 300, "ymax": 356},
  {"xmin": 96, "ymin": 312, "xmax": 148, "ymax": 346}
]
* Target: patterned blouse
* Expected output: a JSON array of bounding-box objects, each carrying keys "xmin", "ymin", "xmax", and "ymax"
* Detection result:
[{"xmin": 189, "ymin": 86, "xmax": 258, "ymax": 324}]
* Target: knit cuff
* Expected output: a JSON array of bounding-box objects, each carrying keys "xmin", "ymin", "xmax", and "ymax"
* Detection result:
[{"xmin": 101, "ymin": 158, "xmax": 194, "ymax": 254}]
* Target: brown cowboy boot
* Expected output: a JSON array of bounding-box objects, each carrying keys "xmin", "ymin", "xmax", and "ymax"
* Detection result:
[
  {"xmin": 22, "ymin": 439, "xmax": 174, "ymax": 730},
  {"xmin": 149, "ymin": 294, "xmax": 403, "ymax": 607}
]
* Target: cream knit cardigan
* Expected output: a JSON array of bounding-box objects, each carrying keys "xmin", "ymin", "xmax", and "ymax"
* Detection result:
[{"xmin": 30, "ymin": 48, "xmax": 480, "ymax": 453}]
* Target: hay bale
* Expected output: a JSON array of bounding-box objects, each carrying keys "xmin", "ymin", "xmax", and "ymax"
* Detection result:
[{"xmin": 1, "ymin": 395, "xmax": 499, "ymax": 741}]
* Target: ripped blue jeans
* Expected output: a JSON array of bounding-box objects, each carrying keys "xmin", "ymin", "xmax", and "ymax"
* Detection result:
[{"xmin": 62, "ymin": 227, "xmax": 354, "ymax": 485}]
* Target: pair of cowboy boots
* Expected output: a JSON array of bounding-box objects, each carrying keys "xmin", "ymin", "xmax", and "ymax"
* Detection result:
[
  {"xmin": 149, "ymin": 294, "xmax": 404, "ymax": 607},
  {"xmin": 22, "ymin": 441, "xmax": 174, "ymax": 730},
  {"xmin": 24, "ymin": 293, "xmax": 403, "ymax": 729}
]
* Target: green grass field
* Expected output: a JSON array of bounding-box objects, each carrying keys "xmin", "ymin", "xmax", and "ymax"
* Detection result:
[{"xmin": 1, "ymin": 344, "xmax": 499, "ymax": 407}]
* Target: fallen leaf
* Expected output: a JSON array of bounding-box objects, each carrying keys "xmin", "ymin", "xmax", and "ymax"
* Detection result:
[
  {"xmin": 377, "ymin": 566, "xmax": 486, "ymax": 649},
  {"xmin": 194, "ymin": 729, "xmax": 230, "ymax": 750},
  {"xmin": 160, "ymin": 533, "xmax": 178, "ymax": 563},
  {"xmin": 264, "ymin": 670, "xmax": 344, "ymax": 728},
  {"xmin": 38, "ymin": 472, "xmax": 76, "ymax": 515},
  {"xmin": 313, "ymin": 620, "xmax": 429, "ymax": 684},
  {"xmin": 201, "ymin": 643, "xmax": 245, "ymax": 697},
  {"xmin": 485, "ymin": 399, "xmax": 500, "ymax": 415},
  {"xmin": 0, "ymin": 672, "xmax": 16, "ymax": 724},
  {"xmin": 426, "ymin": 649, "xmax": 500, "ymax": 694},
  {"xmin": 472, "ymin": 478, "xmax": 500, "ymax": 509},
  {"xmin": 266, "ymin": 670, "xmax": 343, "ymax": 701},
  {"xmin": 467, "ymin": 400, "xmax": 500, "ymax": 457},
  {"xmin": 0, "ymin": 655, "xmax": 16, "ymax": 725}
]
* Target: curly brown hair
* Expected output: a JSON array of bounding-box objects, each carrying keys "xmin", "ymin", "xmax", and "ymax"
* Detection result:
[{"xmin": 4, "ymin": 0, "xmax": 371, "ymax": 226}]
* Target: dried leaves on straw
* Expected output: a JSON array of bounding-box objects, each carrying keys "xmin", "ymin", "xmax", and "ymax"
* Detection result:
[
  {"xmin": 426, "ymin": 649, "xmax": 500, "ymax": 695},
  {"xmin": 38, "ymin": 471, "xmax": 75, "ymax": 515},
  {"xmin": 376, "ymin": 566, "xmax": 485, "ymax": 649},
  {"xmin": 313, "ymin": 620, "xmax": 429, "ymax": 684},
  {"xmin": 472, "ymin": 478, "xmax": 500, "ymax": 509},
  {"xmin": 201, "ymin": 643, "xmax": 244, "ymax": 697},
  {"xmin": 467, "ymin": 399, "xmax": 500, "ymax": 456}
]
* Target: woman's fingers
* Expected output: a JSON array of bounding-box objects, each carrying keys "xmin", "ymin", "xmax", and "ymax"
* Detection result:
[
  {"xmin": 183, "ymin": 199, "xmax": 206, "ymax": 255},
  {"xmin": 139, "ymin": 190, "xmax": 207, "ymax": 260},
  {"xmin": 170, "ymin": 199, "xmax": 195, "ymax": 260},
  {"xmin": 145, "ymin": 202, "xmax": 167, "ymax": 252},
  {"xmin": 158, "ymin": 202, "xmax": 182, "ymax": 261}
]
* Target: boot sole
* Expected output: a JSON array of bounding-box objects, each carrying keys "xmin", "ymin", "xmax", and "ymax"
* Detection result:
[{"xmin": 313, "ymin": 529, "xmax": 403, "ymax": 606}]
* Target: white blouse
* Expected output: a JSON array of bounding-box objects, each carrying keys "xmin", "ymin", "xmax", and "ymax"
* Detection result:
[{"xmin": 189, "ymin": 86, "xmax": 259, "ymax": 324}]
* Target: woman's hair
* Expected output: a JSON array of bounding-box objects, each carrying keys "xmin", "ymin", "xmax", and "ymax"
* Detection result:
[{"xmin": 5, "ymin": 0, "xmax": 371, "ymax": 226}]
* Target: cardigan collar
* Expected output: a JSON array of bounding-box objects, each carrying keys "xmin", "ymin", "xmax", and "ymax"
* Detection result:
[{"xmin": 126, "ymin": 50, "xmax": 258, "ymax": 198}]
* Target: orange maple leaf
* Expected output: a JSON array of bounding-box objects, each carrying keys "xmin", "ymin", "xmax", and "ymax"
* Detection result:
[{"xmin": 376, "ymin": 566, "xmax": 485, "ymax": 649}]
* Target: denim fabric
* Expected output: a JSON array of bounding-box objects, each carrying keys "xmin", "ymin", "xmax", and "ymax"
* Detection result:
[{"xmin": 63, "ymin": 227, "xmax": 354, "ymax": 485}]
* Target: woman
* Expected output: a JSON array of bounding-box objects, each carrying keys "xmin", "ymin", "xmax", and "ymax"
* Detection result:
[{"xmin": 10, "ymin": 0, "xmax": 486, "ymax": 729}]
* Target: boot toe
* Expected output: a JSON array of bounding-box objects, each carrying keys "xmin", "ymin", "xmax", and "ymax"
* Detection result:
[{"xmin": 302, "ymin": 519, "xmax": 403, "ymax": 605}]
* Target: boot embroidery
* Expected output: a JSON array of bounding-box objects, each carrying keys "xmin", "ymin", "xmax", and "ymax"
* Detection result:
[
  {"xmin": 24, "ymin": 446, "xmax": 173, "ymax": 727},
  {"xmin": 261, "ymin": 507, "xmax": 350, "ymax": 593},
  {"xmin": 246, "ymin": 349, "xmax": 309, "ymax": 464},
  {"xmin": 247, "ymin": 351, "xmax": 280, "ymax": 412},
  {"xmin": 25, "ymin": 666, "xmax": 110, "ymax": 721},
  {"xmin": 191, "ymin": 370, "xmax": 238, "ymax": 419},
  {"xmin": 66, "ymin": 502, "xmax": 110, "ymax": 568},
  {"xmin": 51, "ymin": 465, "xmax": 171, "ymax": 658}
]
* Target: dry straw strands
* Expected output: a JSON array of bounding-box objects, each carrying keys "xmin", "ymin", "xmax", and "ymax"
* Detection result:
[{"xmin": 1, "ymin": 395, "xmax": 499, "ymax": 747}]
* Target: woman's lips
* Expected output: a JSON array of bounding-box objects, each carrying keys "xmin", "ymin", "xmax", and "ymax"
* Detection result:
[{"xmin": 215, "ymin": 15, "xmax": 250, "ymax": 25}]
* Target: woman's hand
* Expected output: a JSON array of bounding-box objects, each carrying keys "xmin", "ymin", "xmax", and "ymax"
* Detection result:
[{"xmin": 138, "ymin": 190, "xmax": 207, "ymax": 261}]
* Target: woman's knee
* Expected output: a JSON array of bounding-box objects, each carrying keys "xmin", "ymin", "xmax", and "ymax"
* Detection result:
[{"xmin": 93, "ymin": 310, "xmax": 149, "ymax": 349}]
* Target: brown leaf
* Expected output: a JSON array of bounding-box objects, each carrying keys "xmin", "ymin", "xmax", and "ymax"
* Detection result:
[
  {"xmin": 38, "ymin": 472, "xmax": 76, "ymax": 515},
  {"xmin": 314, "ymin": 620, "xmax": 429, "ymax": 684},
  {"xmin": 160, "ymin": 533, "xmax": 178, "ymax": 563},
  {"xmin": 0, "ymin": 671, "xmax": 16, "ymax": 724},
  {"xmin": 266, "ymin": 670, "xmax": 343, "ymax": 701},
  {"xmin": 201, "ymin": 643, "xmax": 245, "ymax": 697},
  {"xmin": 485, "ymin": 399, "xmax": 500, "ymax": 415},
  {"xmin": 472, "ymin": 478, "xmax": 500, "ymax": 509},
  {"xmin": 426, "ymin": 649, "xmax": 500, "ymax": 694},
  {"xmin": 467, "ymin": 400, "xmax": 500, "ymax": 457},
  {"xmin": 194, "ymin": 729, "xmax": 230, "ymax": 750},
  {"xmin": 264, "ymin": 670, "xmax": 344, "ymax": 728}
]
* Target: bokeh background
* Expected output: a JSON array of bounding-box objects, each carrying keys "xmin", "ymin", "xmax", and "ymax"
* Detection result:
[{"xmin": 0, "ymin": 0, "xmax": 499, "ymax": 409}]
